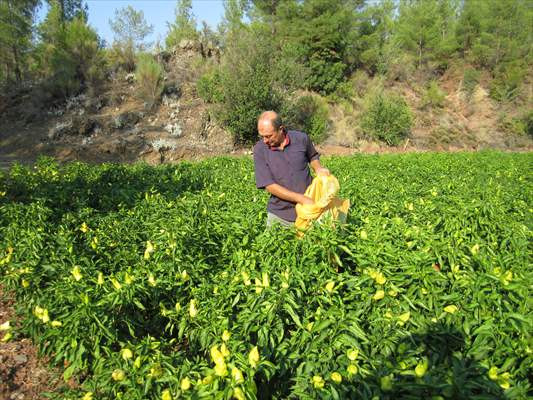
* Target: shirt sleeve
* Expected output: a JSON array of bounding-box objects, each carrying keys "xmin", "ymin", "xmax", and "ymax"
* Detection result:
[
  {"xmin": 305, "ymin": 134, "xmax": 320, "ymax": 162},
  {"xmin": 253, "ymin": 146, "xmax": 275, "ymax": 189}
]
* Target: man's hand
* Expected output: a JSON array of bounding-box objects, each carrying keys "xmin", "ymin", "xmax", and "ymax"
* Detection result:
[
  {"xmin": 298, "ymin": 195, "xmax": 314, "ymax": 205},
  {"xmin": 310, "ymin": 159, "xmax": 330, "ymax": 177},
  {"xmin": 266, "ymin": 184, "xmax": 314, "ymax": 205},
  {"xmin": 316, "ymin": 167, "xmax": 330, "ymax": 176}
]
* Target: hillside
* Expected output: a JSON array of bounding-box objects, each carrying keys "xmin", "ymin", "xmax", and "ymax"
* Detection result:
[{"xmin": 0, "ymin": 42, "xmax": 531, "ymax": 169}]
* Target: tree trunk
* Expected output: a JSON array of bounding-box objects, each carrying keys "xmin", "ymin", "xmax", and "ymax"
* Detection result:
[
  {"xmin": 59, "ymin": 0, "xmax": 65, "ymax": 21},
  {"xmin": 11, "ymin": 44, "xmax": 21, "ymax": 82}
]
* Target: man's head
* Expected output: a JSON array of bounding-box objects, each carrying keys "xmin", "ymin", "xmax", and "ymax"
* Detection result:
[{"xmin": 257, "ymin": 111, "xmax": 286, "ymax": 148}]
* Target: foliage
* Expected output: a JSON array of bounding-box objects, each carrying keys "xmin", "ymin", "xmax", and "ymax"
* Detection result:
[
  {"xmin": 34, "ymin": 4, "xmax": 104, "ymax": 99},
  {"xmin": 498, "ymin": 110, "xmax": 533, "ymax": 137},
  {"xmin": 107, "ymin": 41, "xmax": 137, "ymax": 73},
  {"xmin": 284, "ymin": 0, "xmax": 358, "ymax": 94},
  {"xmin": 283, "ymin": 95, "xmax": 330, "ymax": 144},
  {"xmin": 196, "ymin": 70, "xmax": 224, "ymax": 104},
  {"xmin": 45, "ymin": 0, "xmax": 87, "ymax": 22},
  {"xmin": 462, "ymin": 67, "xmax": 480, "ymax": 97},
  {"xmin": 361, "ymin": 92, "xmax": 413, "ymax": 145},
  {"xmin": 489, "ymin": 62, "xmax": 527, "ymax": 102},
  {"xmin": 198, "ymin": 27, "xmax": 282, "ymax": 144},
  {"xmin": 218, "ymin": 0, "xmax": 247, "ymax": 38},
  {"xmin": 395, "ymin": 0, "xmax": 458, "ymax": 70},
  {"xmin": 457, "ymin": 0, "xmax": 533, "ymax": 71},
  {"xmin": 64, "ymin": 17, "xmax": 105, "ymax": 87},
  {"xmin": 420, "ymin": 81, "xmax": 446, "ymax": 109},
  {"xmin": 0, "ymin": 152, "xmax": 531, "ymax": 399},
  {"xmin": 165, "ymin": 0, "xmax": 199, "ymax": 49},
  {"xmin": 3, "ymin": 0, "xmax": 533, "ymax": 115},
  {"xmin": 524, "ymin": 110, "xmax": 533, "ymax": 138},
  {"xmin": 135, "ymin": 53, "xmax": 164, "ymax": 110},
  {"xmin": 0, "ymin": 0, "xmax": 40, "ymax": 83},
  {"xmin": 109, "ymin": 6, "xmax": 154, "ymax": 72},
  {"xmin": 355, "ymin": 0, "xmax": 397, "ymax": 75}
]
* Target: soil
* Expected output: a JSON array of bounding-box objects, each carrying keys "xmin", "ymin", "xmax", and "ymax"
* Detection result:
[{"xmin": 0, "ymin": 285, "xmax": 72, "ymax": 400}]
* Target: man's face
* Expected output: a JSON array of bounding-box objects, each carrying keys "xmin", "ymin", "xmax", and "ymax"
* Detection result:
[{"xmin": 258, "ymin": 120, "xmax": 285, "ymax": 148}]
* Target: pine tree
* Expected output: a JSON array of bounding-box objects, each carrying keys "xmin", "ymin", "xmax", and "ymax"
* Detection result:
[
  {"xmin": 166, "ymin": 0, "xmax": 199, "ymax": 49},
  {"xmin": 286, "ymin": 0, "xmax": 362, "ymax": 93},
  {"xmin": 356, "ymin": 0, "xmax": 397, "ymax": 74},
  {"xmin": 395, "ymin": 0, "xmax": 458, "ymax": 69},
  {"xmin": 457, "ymin": 0, "xmax": 532, "ymax": 70},
  {"xmin": 34, "ymin": 1, "xmax": 103, "ymax": 97},
  {"xmin": 109, "ymin": 6, "xmax": 154, "ymax": 52},
  {"xmin": 0, "ymin": 0, "xmax": 39, "ymax": 83},
  {"xmin": 45, "ymin": 0, "xmax": 87, "ymax": 22},
  {"xmin": 109, "ymin": 6, "xmax": 153, "ymax": 72},
  {"xmin": 219, "ymin": 0, "xmax": 247, "ymax": 38}
]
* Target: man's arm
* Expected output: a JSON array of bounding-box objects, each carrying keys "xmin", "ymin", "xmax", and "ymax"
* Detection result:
[
  {"xmin": 310, "ymin": 159, "xmax": 330, "ymax": 176},
  {"xmin": 265, "ymin": 183, "xmax": 314, "ymax": 205}
]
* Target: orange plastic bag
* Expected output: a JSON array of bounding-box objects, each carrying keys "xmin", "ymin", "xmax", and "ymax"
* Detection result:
[{"xmin": 295, "ymin": 175, "xmax": 350, "ymax": 234}]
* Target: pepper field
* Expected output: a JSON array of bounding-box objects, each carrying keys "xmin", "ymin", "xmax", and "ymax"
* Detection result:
[{"xmin": 0, "ymin": 151, "xmax": 531, "ymax": 399}]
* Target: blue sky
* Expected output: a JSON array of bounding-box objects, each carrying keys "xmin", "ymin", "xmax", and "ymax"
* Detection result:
[{"xmin": 37, "ymin": 1, "xmax": 226, "ymax": 46}]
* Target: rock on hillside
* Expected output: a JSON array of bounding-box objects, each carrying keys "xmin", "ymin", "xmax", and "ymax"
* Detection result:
[{"xmin": 0, "ymin": 40, "xmax": 234, "ymax": 166}]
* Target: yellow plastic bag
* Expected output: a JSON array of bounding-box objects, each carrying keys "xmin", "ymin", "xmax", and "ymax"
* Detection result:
[{"xmin": 295, "ymin": 174, "xmax": 350, "ymax": 234}]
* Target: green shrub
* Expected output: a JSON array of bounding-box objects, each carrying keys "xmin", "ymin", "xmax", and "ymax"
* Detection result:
[
  {"xmin": 198, "ymin": 29, "xmax": 282, "ymax": 144},
  {"xmin": 421, "ymin": 81, "xmax": 446, "ymax": 109},
  {"xmin": 498, "ymin": 114, "xmax": 526, "ymax": 136},
  {"xmin": 197, "ymin": 70, "xmax": 223, "ymax": 104},
  {"xmin": 463, "ymin": 68, "xmax": 480, "ymax": 97},
  {"xmin": 489, "ymin": 62, "xmax": 526, "ymax": 102},
  {"xmin": 361, "ymin": 92, "xmax": 413, "ymax": 145},
  {"xmin": 42, "ymin": 49, "xmax": 80, "ymax": 98},
  {"xmin": 500, "ymin": 110, "xmax": 533, "ymax": 137},
  {"xmin": 135, "ymin": 53, "xmax": 164, "ymax": 109},
  {"xmin": 524, "ymin": 110, "xmax": 533, "ymax": 137},
  {"xmin": 218, "ymin": 62, "xmax": 281, "ymax": 144},
  {"xmin": 386, "ymin": 53, "xmax": 416, "ymax": 82},
  {"xmin": 107, "ymin": 41, "xmax": 137, "ymax": 72},
  {"xmin": 283, "ymin": 95, "xmax": 330, "ymax": 144},
  {"xmin": 306, "ymin": 58, "xmax": 346, "ymax": 95},
  {"xmin": 64, "ymin": 17, "xmax": 105, "ymax": 89},
  {"xmin": 36, "ymin": 16, "xmax": 104, "ymax": 99},
  {"xmin": 328, "ymin": 80, "xmax": 355, "ymax": 103}
]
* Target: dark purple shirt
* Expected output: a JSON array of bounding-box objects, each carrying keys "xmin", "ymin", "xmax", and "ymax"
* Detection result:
[{"xmin": 253, "ymin": 130, "xmax": 319, "ymax": 221}]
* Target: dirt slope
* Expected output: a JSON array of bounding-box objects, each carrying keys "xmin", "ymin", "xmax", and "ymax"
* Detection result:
[{"xmin": 1, "ymin": 44, "xmax": 531, "ymax": 171}]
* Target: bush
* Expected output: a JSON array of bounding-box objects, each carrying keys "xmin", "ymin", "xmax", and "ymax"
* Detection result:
[
  {"xmin": 135, "ymin": 53, "xmax": 164, "ymax": 109},
  {"xmin": 387, "ymin": 53, "xmax": 416, "ymax": 82},
  {"xmin": 524, "ymin": 110, "xmax": 533, "ymax": 137},
  {"xmin": 498, "ymin": 114, "xmax": 523, "ymax": 136},
  {"xmin": 196, "ymin": 70, "xmax": 223, "ymax": 104},
  {"xmin": 463, "ymin": 68, "xmax": 480, "ymax": 97},
  {"xmin": 64, "ymin": 18, "xmax": 105, "ymax": 89},
  {"xmin": 197, "ymin": 28, "xmax": 282, "ymax": 144},
  {"xmin": 499, "ymin": 110, "xmax": 533, "ymax": 136},
  {"xmin": 283, "ymin": 95, "xmax": 330, "ymax": 144},
  {"xmin": 218, "ymin": 61, "xmax": 281, "ymax": 144},
  {"xmin": 489, "ymin": 62, "xmax": 527, "ymax": 102},
  {"xmin": 361, "ymin": 92, "xmax": 413, "ymax": 145},
  {"xmin": 36, "ymin": 16, "xmax": 104, "ymax": 99},
  {"xmin": 306, "ymin": 58, "xmax": 346, "ymax": 95},
  {"xmin": 420, "ymin": 81, "xmax": 446, "ymax": 109},
  {"xmin": 107, "ymin": 41, "xmax": 137, "ymax": 72}
]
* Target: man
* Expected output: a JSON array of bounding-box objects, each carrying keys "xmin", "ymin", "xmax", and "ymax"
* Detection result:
[{"xmin": 253, "ymin": 110, "xmax": 330, "ymax": 227}]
